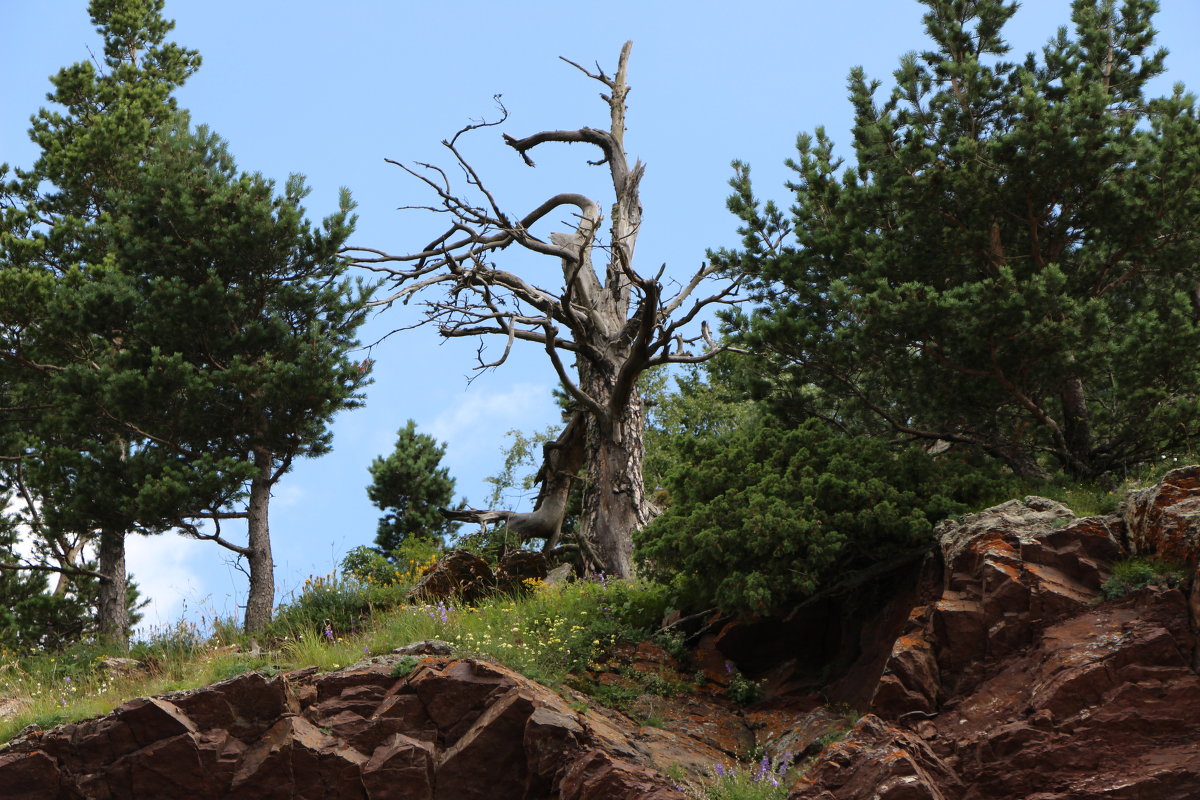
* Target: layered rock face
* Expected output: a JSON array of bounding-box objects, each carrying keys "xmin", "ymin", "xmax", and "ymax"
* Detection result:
[
  {"xmin": 4, "ymin": 469, "xmax": 1199, "ymax": 799},
  {"xmin": 792, "ymin": 468, "xmax": 1200, "ymax": 799},
  {"xmin": 0, "ymin": 658, "xmax": 702, "ymax": 800}
]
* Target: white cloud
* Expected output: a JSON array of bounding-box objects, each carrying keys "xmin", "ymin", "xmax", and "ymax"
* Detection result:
[
  {"xmin": 429, "ymin": 382, "xmax": 555, "ymax": 455},
  {"xmin": 125, "ymin": 534, "xmax": 212, "ymax": 635},
  {"xmin": 425, "ymin": 381, "xmax": 561, "ymax": 509},
  {"xmin": 431, "ymin": 381, "xmax": 552, "ymax": 440},
  {"xmin": 272, "ymin": 484, "xmax": 305, "ymax": 510}
]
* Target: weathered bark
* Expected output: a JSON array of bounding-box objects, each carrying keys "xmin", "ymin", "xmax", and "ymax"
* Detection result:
[
  {"xmin": 577, "ymin": 366, "xmax": 654, "ymax": 578},
  {"xmin": 243, "ymin": 445, "xmax": 275, "ymax": 633},
  {"xmin": 96, "ymin": 527, "xmax": 128, "ymax": 647}
]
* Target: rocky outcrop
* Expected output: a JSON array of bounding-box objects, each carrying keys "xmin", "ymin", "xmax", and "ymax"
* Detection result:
[
  {"xmin": 792, "ymin": 474, "xmax": 1200, "ymax": 800},
  {"xmin": 0, "ymin": 658, "xmax": 705, "ymax": 799},
  {"xmin": 1123, "ymin": 465, "xmax": 1200, "ymax": 647},
  {"xmin": 6, "ymin": 471, "xmax": 1200, "ymax": 799},
  {"xmin": 870, "ymin": 496, "xmax": 1122, "ymax": 715}
]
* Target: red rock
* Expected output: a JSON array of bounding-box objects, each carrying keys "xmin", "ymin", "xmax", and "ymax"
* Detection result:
[
  {"xmin": 119, "ymin": 732, "xmax": 210, "ymax": 799},
  {"xmin": 807, "ymin": 480, "xmax": 1198, "ymax": 799},
  {"xmin": 0, "ymin": 750, "xmax": 61, "ymax": 800},
  {"xmin": 361, "ymin": 734, "xmax": 435, "ymax": 800},
  {"xmin": 558, "ymin": 749, "xmax": 683, "ymax": 800},
  {"xmin": 435, "ymin": 688, "xmax": 535, "ymax": 799},
  {"xmin": 116, "ymin": 696, "xmax": 197, "ymax": 747},
  {"xmin": 787, "ymin": 715, "xmax": 963, "ymax": 800},
  {"xmin": 169, "ymin": 670, "xmax": 297, "ymax": 740},
  {"xmin": 229, "ymin": 715, "xmax": 365, "ymax": 799},
  {"xmin": 371, "ymin": 692, "xmax": 438, "ymax": 743},
  {"xmin": 870, "ymin": 632, "xmax": 939, "ymax": 716},
  {"xmin": 1123, "ymin": 465, "xmax": 1200, "ymax": 645},
  {"xmin": 313, "ymin": 667, "xmax": 394, "ymax": 703},
  {"xmin": 407, "ymin": 659, "xmax": 513, "ymax": 742},
  {"xmin": 523, "ymin": 705, "xmax": 586, "ymax": 796}
]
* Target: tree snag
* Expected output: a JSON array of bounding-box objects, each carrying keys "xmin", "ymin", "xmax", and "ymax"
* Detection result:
[{"xmin": 349, "ymin": 42, "xmax": 741, "ymax": 577}]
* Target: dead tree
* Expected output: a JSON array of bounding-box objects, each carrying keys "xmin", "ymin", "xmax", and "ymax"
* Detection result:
[{"xmin": 349, "ymin": 42, "xmax": 740, "ymax": 578}]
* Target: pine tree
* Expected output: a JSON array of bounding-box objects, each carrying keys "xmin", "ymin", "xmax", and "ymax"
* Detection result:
[
  {"xmin": 719, "ymin": 0, "xmax": 1200, "ymax": 479},
  {"xmin": 95, "ymin": 121, "xmax": 367, "ymax": 633},
  {"xmin": 367, "ymin": 421, "xmax": 458, "ymax": 553},
  {"xmin": 0, "ymin": 0, "xmax": 367, "ymax": 638},
  {"xmin": 0, "ymin": 505, "xmax": 90, "ymax": 653},
  {"xmin": 0, "ymin": 0, "xmax": 204, "ymax": 643}
]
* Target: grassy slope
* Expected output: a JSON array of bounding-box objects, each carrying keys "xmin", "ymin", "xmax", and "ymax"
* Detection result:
[{"xmin": 0, "ymin": 573, "xmax": 669, "ymax": 743}]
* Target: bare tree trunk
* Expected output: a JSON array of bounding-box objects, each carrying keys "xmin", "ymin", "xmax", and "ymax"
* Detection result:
[
  {"xmin": 51, "ymin": 537, "xmax": 87, "ymax": 597},
  {"xmin": 96, "ymin": 527, "xmax": 128, "ymax": 647},
  {"xmin": 243, "ymin": 446, "xmax": 275, "ymax": 633},
  {"xmin": 578, "ymin": 370, "xmax": 653, "ymax": 578}
]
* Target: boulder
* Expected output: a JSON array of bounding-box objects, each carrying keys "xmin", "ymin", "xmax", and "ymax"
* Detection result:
[
  {"xmin": 1123, "ymin": 464, "xmax": 1200, "ymax": 640},
  {"xmin": 496, "ymin": 550, "xmax": 549, "ymax": 595},
  {"xmin": 788, "ymin": 714, "xmax": 963, "ymax": 800},
  {"xmin": 407, "ymin": 549, "xmax": 495, "ymax": 604},
  {"xmin": 0, "ymin": 695, "xmax": 31, "ymax": 722}
]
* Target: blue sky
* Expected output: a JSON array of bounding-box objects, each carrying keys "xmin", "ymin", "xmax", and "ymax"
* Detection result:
[{"xmin": 4, "ymin": 0, "xmax": 1199, "ymax": 631}]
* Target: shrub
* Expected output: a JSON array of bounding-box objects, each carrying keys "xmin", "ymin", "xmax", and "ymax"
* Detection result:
[
  {"xmin": 636, "ymin": 419, "xmax": 998, "ymax": 617},
  {"xmin": 268, "ymin": 569, "xmax": 408, "ymax": 641},
  {"xmin": 726, "ymin": 668, "xmax": 764, "ymax": 706},
  {"xmin": 1102, "ymin": 557, "xmax": 1189, "ymax": 600},
  {"xmin": 341, "ymin": 539, "xmax": 440, "ymax": 587},
  {"xmin": 389, "ymin": 656, "xmax": 420, "ymax": 678}
]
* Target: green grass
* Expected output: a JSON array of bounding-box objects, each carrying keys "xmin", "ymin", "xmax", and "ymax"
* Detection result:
[
  {"xmin": 0, "ymin": 632, "xmax": 275, "ymax": 743},
  {"xmin": 364, "ymin": 576, "xmax": 671, "ymax": 686},
  {"xmin": 1102, "ymin": 556, "xmax": 1189, "ymax": 600},
  {"xmin": 0, "ymin": 568, "xmax": 670, "ymax": 744},
  {"xmin": 1007, "ymin": 452, "xmax": 1200, "ymax": 518}
]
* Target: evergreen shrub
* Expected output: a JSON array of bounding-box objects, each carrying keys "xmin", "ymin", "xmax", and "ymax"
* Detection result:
[{"xmin": 636, "ymin": 419, "xmax": 1007, "ymax": 616}]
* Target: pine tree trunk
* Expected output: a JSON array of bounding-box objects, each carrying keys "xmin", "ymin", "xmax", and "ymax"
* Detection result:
[
  {"xmin": 578, "ymin": 368, "xmax": 654, "ymax": 578},
  {"xmin": 1060, "ymin": 377, "xmax": 1092, "ymax": 475},
  {"xmin": 243, "ymin": 446, "xmax": 275, "ymax": 633},
  {"xmin": 96, "ymin": 527, "xmax": 129, "ymax": 647}
]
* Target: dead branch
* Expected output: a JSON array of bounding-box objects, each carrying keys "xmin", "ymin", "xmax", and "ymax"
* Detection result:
[{"xmin": 346, "ymin": 42, "xmax": 744, "ymax": 572}]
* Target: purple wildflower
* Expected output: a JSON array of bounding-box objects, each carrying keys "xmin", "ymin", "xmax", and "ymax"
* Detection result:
[
  {"xmin": 323, "ymin": 620, "xmax": 334, "ymax": 641},
  {"xmin": 754, "ymin": 754, "xmax": 771, "ymax": 782},
  {"xmin": 714, "ymin": 763, "xmax": 726, "ymax": 778}
]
